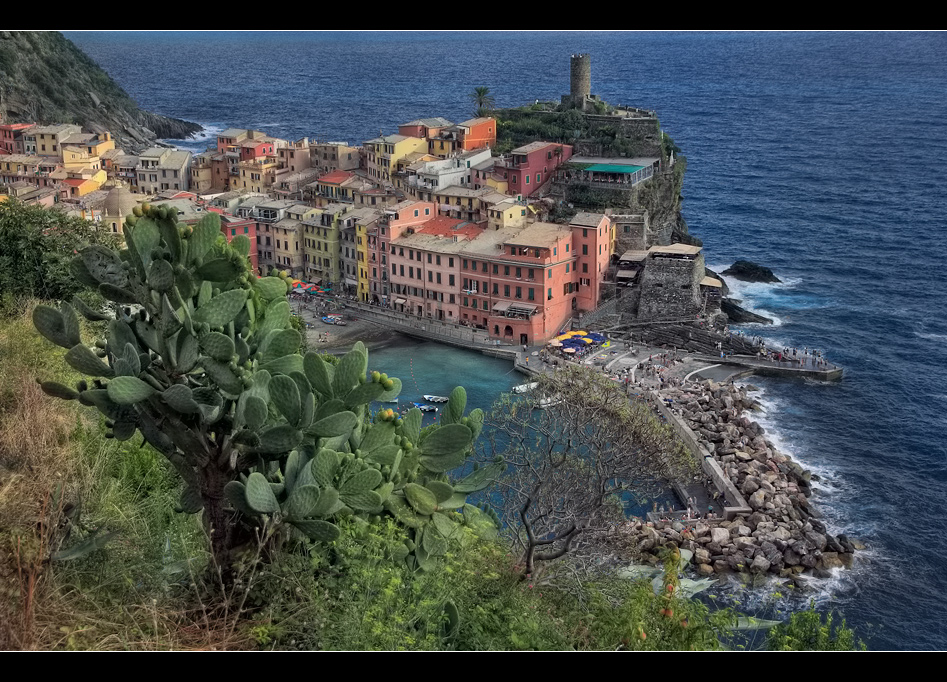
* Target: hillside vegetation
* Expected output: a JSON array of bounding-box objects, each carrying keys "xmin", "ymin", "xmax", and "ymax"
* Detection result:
[{"xmin": 0, "ymin": 31, "xmax": 201, "ymax": 151}]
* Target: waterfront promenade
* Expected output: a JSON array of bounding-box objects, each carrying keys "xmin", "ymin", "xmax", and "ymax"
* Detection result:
[{"xmin": 292, "ymin": 294, "xmax": 842, "ymax": 382}]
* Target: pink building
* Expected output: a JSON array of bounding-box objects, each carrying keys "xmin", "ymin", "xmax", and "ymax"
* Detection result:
[
  {"xmin": 459, "ymin": 222, "xmax": 576, "ymax": 345},
  {"xmin": 239, "ymin": 139, "xmax": 275, "ymax": 162},
  {"xmin": 568, "ymin": 212, "xmax": 613, "ymax": 313},
  {"xmin": 389, "ymin": 216, "xmax": 482, "ymax": 321},
  {"xmin": 497, "ymin": 142, "xmax": 573, "ymax": 198},
  {"xmin": 368, "ymin": 200, "xmax": 436, "ymax": 305},
  {"xmin": 0, "ymin": 123, "xmax": 34, "ymax": 155}
]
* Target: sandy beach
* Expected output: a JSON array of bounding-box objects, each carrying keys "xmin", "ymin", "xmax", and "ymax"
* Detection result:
[{"xmin": 295, "ymin": 301, "xmax": 407, "ymax": 354}]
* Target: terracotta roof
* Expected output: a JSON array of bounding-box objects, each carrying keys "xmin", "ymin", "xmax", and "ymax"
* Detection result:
[{"xmin": 318, "ymin": 170, "xmax": 354, "ymax": 185}]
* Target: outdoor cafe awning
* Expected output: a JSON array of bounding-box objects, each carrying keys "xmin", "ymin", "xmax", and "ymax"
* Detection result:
[
  {"xmin": 508, "ymin": 303, "xmax": 537, "ymax": 314},
  {"xmin": 492, "ymin": 301, "xmax": 512, "ymax": 313},
  {"xmin": 394, "ymin": 298, "xmax": 407, "ymax": 305}
]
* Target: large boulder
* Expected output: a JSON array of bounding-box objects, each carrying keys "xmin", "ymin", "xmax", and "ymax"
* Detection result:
[{"xmin": 722, "ymin": 260, "xmax": 782, "ymax": 284}]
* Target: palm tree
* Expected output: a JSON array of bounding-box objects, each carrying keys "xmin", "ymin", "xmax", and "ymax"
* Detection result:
[{"xmin": 470, "ymin": 86, "xmax": 495, "ymax": 116}]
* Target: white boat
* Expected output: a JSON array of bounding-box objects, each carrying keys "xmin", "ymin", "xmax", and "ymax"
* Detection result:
[
  {"xmin": 512, "ymin": 382, "xmax": 539, "ymax": 394},
  {"xmin": 537, "ymin": 394, "xmax": 563, "ymax": 409},
  {"xmin": 423, "ymin": 394, "xmax": 449, "ymax": 403},
  {"xmin": 413, "ymin": 402, "xmax": 438, "ymax": 412}
]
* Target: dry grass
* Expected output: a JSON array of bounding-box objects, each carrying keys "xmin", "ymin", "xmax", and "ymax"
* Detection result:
[
  {"xmin": 0, "ymin": 302, "xmax": 83, "ymax": 649},
  {"xmin": 0, "ymin": 302, "xmax": 257, "ymax": 650}
]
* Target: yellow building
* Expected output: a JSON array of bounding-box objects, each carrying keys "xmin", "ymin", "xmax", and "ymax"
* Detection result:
[
  {"xmin": 348, "ymin": 207, "xmax": 383, "ymax": 302},
  {"xmin": 363, "ymin": 134, "xmax": 427, "ymax": 184},
  {"xmin": 235, "ymin": 156, "xmax": 278, "ymax": 193}
]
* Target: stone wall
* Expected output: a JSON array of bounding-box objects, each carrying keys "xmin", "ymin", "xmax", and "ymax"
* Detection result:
[
  {"xmin": 650, "ymin": 394, "xmax": 750, "ymax": 516},
  {"xmin": 611, "ymin": 212, "xmax": 649, "ymax": 251},
  {"xmin": 636, "ymin": 254, "xmax": 704, "ymax": 321},
  {"xmin": 573, "ymin": 296, "xmax": 621, "ymax": 328}
]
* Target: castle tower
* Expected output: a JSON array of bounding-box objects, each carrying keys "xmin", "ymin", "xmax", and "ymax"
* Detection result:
[{"xmin": 570, "ymin": 54, "xmax": 591, "ymax": 107}]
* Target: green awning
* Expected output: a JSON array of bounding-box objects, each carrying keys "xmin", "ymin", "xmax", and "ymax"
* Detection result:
[{"xmin": 582, "ymin": 164, "xmax": 645, "ymax": 174}]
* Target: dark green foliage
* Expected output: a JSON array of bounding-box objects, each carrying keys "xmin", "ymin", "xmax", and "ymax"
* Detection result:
[
  {"xmin": 0, "ymin": 199, "xmax": 118, "ymax": 317},
  {"xmin": 767, "ymin": 604, "xmax": 866, "ymax": 651}
]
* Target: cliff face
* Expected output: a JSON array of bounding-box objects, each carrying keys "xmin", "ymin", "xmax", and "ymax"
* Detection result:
[{"xmin": 0, "ymin": 31, "xmax": 201, "ymax": 152}]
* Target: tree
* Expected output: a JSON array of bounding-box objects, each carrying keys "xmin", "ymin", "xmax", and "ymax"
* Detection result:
[
  {"xmin": 486, "ymin": 366, "xmax": 697, "ymax": 580},
  {"xmin": 31, "ymin": 206, "xmax": 497, "ymax": 578},
  {"xmin": 0, "ymin": 198, "xmax": 119, "ymax": 316},
  {"xmin": 470, "ymin": 86, "xmax": 495, "ymax": 117}
]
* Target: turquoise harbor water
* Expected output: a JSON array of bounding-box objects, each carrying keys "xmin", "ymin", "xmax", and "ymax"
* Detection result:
[
  {"xmin": 64, "ymin": 31, "xmax": 947, "ymax": 650},
  {"xmin": 364, "ymin": 337, "xmax": 521, "ymax": 422}
]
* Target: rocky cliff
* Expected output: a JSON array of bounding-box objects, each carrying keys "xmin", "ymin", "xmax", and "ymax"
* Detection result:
[{"xmin": 0, "ymin": 31, "xmax": 201, "ymax": 152}]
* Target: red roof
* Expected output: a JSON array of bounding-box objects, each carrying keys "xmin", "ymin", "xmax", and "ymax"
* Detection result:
[
  {"xmin": 63, "ymin": 178, "xmax": 85, "ymax": 187},
  {"xmin": 318, "ymin": 170, "xmax": 354, "ymax": 185},
  {"xmin": 417, "ymin": 216, "xmax": 483, "ymax": 239}
]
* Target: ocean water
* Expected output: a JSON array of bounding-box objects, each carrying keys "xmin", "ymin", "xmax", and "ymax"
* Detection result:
[{"xmin": 63, "ymin": 30, "xmax": 947, "ymax": 650}]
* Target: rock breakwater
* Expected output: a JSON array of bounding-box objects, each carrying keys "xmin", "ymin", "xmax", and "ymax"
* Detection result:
[{"xmin": 627, "ymin": 380, "xmax": 859, "ymax": 579}]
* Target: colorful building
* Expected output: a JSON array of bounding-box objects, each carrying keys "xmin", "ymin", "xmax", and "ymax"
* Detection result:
[{"xmin": 496, "ymin": 142, "xmax": 573, "ymax": 198}]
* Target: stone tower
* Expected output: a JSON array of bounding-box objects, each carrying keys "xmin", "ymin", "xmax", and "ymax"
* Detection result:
[{"xmin": 570, "ymin": 53, "xmax": 591, "ymax": 108}]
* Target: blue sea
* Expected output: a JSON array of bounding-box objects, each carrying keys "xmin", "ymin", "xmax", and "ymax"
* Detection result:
[{"xmin": 64, "ymin": 31, "xmax": 947, "ymax": 650}]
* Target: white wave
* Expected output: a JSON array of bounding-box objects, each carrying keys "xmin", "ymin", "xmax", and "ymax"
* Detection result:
[{"xmin": 915, "ymin": 332, "xmax": 947, "ymax": 342}]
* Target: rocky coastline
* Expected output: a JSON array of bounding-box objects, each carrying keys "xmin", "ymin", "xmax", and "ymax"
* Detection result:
[{"xmin": 626, "ymin": 379, "xmax": 861, "ymax": 580}]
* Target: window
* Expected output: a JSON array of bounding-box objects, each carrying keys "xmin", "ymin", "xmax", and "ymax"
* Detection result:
[
  {"xmin": 566, "ymin": 244, "xmax": 570, "ymax": 253},
  {"xmin": 525, "ymin": 175, "xmax": 529, "ymax": 185},
  {"xmin": 537, "ymin": 173, "xmax": 541, "ymax": 183},
  {"xmin": 528, "ymin": 288, "xmax": 535, "ymax": 301},
  {"xmin": 436, "ymin": 273, "xmax": 441, "ymax": 284},
  {"xmin": 482, "ymin": 262, "xmax": 488, "ymax": 272},
  {"xmin": 428, "ymin": 253, "xmax": 432, "ymax": 263},
  {"xmin": 449, "ymin": 258, "xmax": 454, "ymax": 267},
  {"xmin": 425, "ymin": 208, "xmax": 430, "ymax": 215},
  {"xmin": 493, "ymin": 283, "xmax": 498, "ymax": 295},
  {"xmin": 436, "ymin": 255, "xmax": 441, "ymax": 265},
  {"xmin": 504, "ymin": 285, "xmax": 510, "ymax": 297},
  {"xmin": 582, "ymin": 244, "xmax": 588, "ymax": 255},
  {"xmin": 583, "ymin": 263, "xmax": 588, "ymax": 273},
  {"xmin": 566, "ymin": 263, "xmax": 570, "ymax": 273},
  {"xmin": 428, "ymin": 271, "xmax": 433, "ymax": 282},
  {"xmin": 463, "ymin": 259, "xmax": 468, "ymax": 269},
  {"xmin": 583, "ymin": 228, "xmax": 588, "ymax": 238},
  {"xmin": 515, "ymin": 287, "xmax": 522, "ymax": 299},
  {"xmin": 504, "ymin": 266, "xmax": 510, "ymax": 276},
  {"xmin": 449, "ymin": 275, "xmax": 455, "ymax": 286},
  {"xmin": 516, "ymin": 267, "xmax": 522, "ymax": 278},
  {"xmin": 553, "ymin": 247, "xmax": 557, "ymax": 256},
  {"xmin": 548, "ymin": 288, "xmax": 553, "ymax": 300}
]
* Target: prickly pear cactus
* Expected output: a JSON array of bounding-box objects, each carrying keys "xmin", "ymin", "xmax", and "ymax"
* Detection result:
[{"xmin": 32, "ymin": 206, "xmax": 500, "ymax": 570}]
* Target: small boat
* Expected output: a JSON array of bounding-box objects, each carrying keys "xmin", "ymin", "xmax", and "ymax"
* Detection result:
[
  {"xmin": 537, "ymin": 394, "xmax": 563, "ymax": 409},
  {"xmin": 423, "ymin": 394, "xmax": 449, "ymax": 403},
  {"xmin": 412, "ymin": 402, "xmax": 438, "ymax": 413},
  {"xmin": 512, "ymin": 382, "xmax": 539, "ymax": 394}
]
